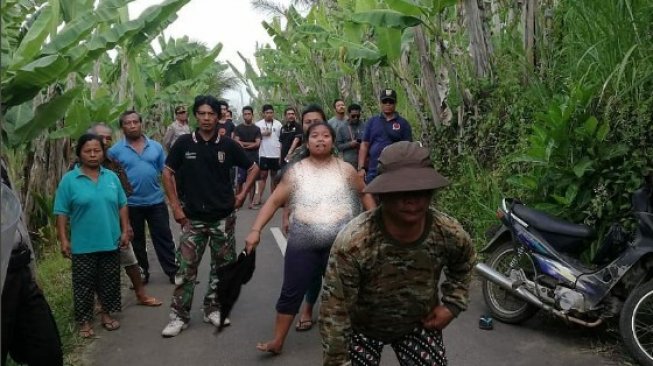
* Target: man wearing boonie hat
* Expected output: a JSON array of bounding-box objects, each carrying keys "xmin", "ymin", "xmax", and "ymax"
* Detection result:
[
  {"xmin": 357, "ymin": 88, "xmax": 413, "ymax": 184},
  {"xmin": 320, "ymin": 141, "xmax": 476, "ymax": 366},
  {"xmin": 162, "ymin": 105, "xmax": 190, "ymax": 151}
]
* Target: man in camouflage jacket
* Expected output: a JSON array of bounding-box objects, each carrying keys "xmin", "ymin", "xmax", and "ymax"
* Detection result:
[{"xmin": 320, "ymin": 141, "xmax": 476, "ymax": 366}]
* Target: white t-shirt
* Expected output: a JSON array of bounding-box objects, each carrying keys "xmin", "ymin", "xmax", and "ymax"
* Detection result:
[{"xmin": 255, "ymin": 119, "xmax": 283, "ymax": 158}]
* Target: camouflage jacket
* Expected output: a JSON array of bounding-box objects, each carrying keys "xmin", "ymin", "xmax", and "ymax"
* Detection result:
[{"xmin": 319, "ymin": 207, "xmax": 476, "ymax": 365}]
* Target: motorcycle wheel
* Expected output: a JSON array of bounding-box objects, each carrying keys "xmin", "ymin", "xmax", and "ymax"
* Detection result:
[
  {"xmin": 481, "ymin": 241, "xmax": 539, "ymax": 324},
  {"xmin": 619, "ymin": 279, "xmax": 653, "ymax": 366}
]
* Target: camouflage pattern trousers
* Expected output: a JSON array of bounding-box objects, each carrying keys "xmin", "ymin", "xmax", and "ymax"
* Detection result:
[{"xmin": 169, "ymin": 215, "xmax": 236, "ymax": 322}]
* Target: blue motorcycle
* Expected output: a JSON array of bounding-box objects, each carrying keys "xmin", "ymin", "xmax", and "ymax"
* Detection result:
[{"xmin": 475, "ymin": 185, "xmax": 653, "ymax": 365}]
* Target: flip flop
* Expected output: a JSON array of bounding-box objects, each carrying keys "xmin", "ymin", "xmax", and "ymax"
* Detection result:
[
  {"xmin": 101, "ymin": 318, "xmax": 120, "ymax": 331},
  {"xmin": 137, "ymin": 296, "xmax": 162, "ymax": 307},
  {"xmin": 295, "ymin": 319, "xmax": 313, "ymax": 332}
]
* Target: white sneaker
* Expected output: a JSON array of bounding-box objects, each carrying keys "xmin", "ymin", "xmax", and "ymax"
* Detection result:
[
  {"xmin": 162, "ymin": 316, "xmax": 188, "ymax": 337},
  {"xmin": 203, "ymin": 311, "xmax": 231, "ymax": 327}
]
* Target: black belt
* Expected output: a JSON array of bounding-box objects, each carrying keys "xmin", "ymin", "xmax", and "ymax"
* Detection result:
[{"xmin": 7, "ymin": 243, "xmax": 32, "ymax": 272}]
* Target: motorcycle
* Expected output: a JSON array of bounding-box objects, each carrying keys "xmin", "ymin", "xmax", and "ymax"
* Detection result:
[{"xmin": 475, "ymin": 185, "xmax": 653, "ymax": 365}]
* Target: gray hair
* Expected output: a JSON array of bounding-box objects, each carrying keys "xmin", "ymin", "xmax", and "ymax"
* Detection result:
[{"xmin": 87, "ymin": 122, "xmax": 112, "ymax": 134}]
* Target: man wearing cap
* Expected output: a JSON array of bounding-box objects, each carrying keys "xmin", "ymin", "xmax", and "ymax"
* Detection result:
[
  {"xmin": 163, "ymin": 105, "xmax": 191, "ymax": 152},
  {"xmin": 357, "ymin": 89, "xmax": 413, "ymax": 183},
  {"xmin": 320, "ymin": 141, "xmax": 476, "ymax": 366}
]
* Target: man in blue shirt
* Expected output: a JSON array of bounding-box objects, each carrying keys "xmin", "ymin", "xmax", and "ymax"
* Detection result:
[
  {"xmin": 357, "ymin": 89, "xmax": 413, "ymax": 183},
  {"xmin": 108, "ymin": 110, "xmax": 177, "ymax": 284}
]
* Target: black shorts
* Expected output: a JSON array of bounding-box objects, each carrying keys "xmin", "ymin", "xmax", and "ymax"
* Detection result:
[{"xmin": 259, "ymin": 157, "xmax": 280, "ymax": 172}]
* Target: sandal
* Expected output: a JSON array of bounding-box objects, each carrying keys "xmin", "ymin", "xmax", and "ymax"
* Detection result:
[
  {"xmin": 295, "ymin": 319, "xmax": 313, "ymax": 332},
  {"xmin": 101, "ymin": 318, "xmax": 120, "ymax": 331}
]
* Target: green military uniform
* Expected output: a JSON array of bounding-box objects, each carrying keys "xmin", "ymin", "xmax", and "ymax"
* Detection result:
[{"xmin": 320, "ymin": 207, "xmax": 476, "ymax": 365}]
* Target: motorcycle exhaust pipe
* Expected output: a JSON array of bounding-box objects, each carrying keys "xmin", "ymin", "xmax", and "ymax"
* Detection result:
[
  {"xmin": 475, "ymin": 263, "xmax": 546, "ymax": 308},
  {"xmin": 475, "ymin": 263, "xmax": 604, "ymax": 328}
]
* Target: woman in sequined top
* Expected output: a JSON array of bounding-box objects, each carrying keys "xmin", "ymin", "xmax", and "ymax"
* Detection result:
[{"xmin": 245, "ymin": 121, "xmax": 376, "ymax": 355}]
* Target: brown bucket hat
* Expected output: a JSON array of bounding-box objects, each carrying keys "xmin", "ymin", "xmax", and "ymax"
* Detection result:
[{"xmin": 363, "ymin": 141, "xmax": 450, "ymax": 194}]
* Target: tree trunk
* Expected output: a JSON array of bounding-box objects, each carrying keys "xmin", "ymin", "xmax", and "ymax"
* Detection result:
[
  {"xmin": 522, "ymin": 0, "xmax": 537, "ymax": 73},
  {"xmin": 119, "ymin": 50, "xmax": 129, "ymax": 105},
  {"xmin": 413, "ymin": 25, "xmax": 443, "ymax": 128},
  {"xmin": 464, "ymin": 0, "xmax": 493, "ymax": 78}
]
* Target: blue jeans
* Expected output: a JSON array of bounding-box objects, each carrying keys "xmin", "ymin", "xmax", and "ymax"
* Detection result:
[{"xmin": 128, "ymin": 202, "xmax": 177, "ymax": 277}]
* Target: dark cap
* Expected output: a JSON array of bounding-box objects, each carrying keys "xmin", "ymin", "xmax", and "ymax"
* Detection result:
[
  {"xmin": 379, "ymin": 89, "xmax": 397, "ymax": 102},
  {"xmin": 363, "ymin": 141, "xmax": 450, "ymax": 194},
  {"xmin": 175, "ymin": 105, "xmax": 187, "ymax": 114}
]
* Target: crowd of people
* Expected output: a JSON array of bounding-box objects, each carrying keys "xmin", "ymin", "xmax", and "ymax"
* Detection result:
[{"xmin": 1, "ymin": 89, "xmax": 476, "ymax": 366}]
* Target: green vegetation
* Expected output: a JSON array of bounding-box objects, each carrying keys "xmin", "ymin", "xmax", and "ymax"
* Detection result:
[{"xmin": 246, "ymin": 0, "xmax": 653, "ymax": 254}]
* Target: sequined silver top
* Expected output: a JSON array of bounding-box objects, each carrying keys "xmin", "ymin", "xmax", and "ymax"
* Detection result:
[{"xmin": 287, "ymin": 158, "xmax": 361, "ymax": 231}]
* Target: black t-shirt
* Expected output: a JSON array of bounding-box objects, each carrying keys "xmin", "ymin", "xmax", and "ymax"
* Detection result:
[
  {"xmin": 279, "ymin": 122, "xmax": 302, "ymax": 160},
  {"xmin": 218, "ymin": 120, "xmax": 236, "ymax": 137},
  {"xmin": 234, "ymin": 123, "xmax": 262, "ymax": 160},
  {"xmin": 166, "ymin": 130, "xmax": 253, "ymax": 221}
]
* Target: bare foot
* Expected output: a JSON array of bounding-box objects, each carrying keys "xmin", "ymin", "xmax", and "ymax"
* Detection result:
[
  {"xmin": 79, "ymin": 322, "xmax": 95, "ymax": 338},
  {"xmin": 256, "ymin": 341, "xmax": 282, "ymax": 355}
]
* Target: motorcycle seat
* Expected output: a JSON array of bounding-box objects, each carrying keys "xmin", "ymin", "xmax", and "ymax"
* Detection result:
[{"xmin": 512, "ymin": 204, "xmax": 594, "ymax": 238}]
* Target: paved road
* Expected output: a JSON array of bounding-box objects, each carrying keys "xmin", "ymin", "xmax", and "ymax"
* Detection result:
[{"xmin": 84, "ymin": 205, "xmax": 621, "ymax": 366}]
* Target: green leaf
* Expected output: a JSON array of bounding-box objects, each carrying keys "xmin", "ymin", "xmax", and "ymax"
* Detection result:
[
  {"xmin": 355, "ymin": 0, "xmax": 377, "ymax": 12},
  {"xmin": 10, "ymin": 5, "xmax": 54, "ymax": 70},
  {"xmin": 2, "ymin": 55, "xmax": 70, "ymax": 107},
  {"xmin": 582, "ymin": 116, "xmax": 598, "ymax": 136},
  {"xmin": 565, "ymin": 184, "xmax": 578, "ymax": 204},
  {"xmin": 511, "ymin": 155, "xmax": 546, "ymax": 164},
  {"xmin": 13, "ymin": 87, "xmax": 83, "ymax": 142},
  {"xmin": 385, "ymin": 0, "xmax": 427, "ymax": 17},
  {"xmin": 596, "ymin": 120, "xmax": 609, "ymax": 141},
  {"xmin": 375, "ymin": 27, "xmax": 402, "ymax": 62},
  {"xmin": 573, "ymin": 158, "xmax": 594, "ymax": 178},
  {"xmin": 352, "ymin": 10, "xmax": 422, "ymax": 30}
]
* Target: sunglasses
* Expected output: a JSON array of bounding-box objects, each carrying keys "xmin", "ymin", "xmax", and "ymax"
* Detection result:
[
  {"xmin": 381, "ymin": 99, "xmax": 395, "ymax": 105},
  {"xmin": 350, "ymin": 114, "xmax": 361, "ymax": 118}
]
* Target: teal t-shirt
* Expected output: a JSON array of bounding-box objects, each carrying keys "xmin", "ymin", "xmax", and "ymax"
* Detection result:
[{"xmin": 54, "ymin": 166, "xmax": 127, "ymax": 254}]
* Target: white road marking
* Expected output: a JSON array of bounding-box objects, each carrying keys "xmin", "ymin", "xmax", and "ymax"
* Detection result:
[{"xmin": 270, "ymin": 227, "xmax": 287, "ymax": 256}]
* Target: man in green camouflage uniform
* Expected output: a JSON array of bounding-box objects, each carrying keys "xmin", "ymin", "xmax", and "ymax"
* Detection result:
[{"xmin": 320, "ymin": 141, "xmax": 476, "ymax": 366}]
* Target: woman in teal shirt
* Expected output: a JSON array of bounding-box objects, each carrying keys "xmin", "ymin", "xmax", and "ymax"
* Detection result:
[{"xmin": 54, "ymin": 134, "xmax": 130, "ymax": 338}]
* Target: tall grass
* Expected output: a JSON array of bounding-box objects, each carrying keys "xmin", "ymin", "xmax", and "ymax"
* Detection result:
[
  {"xmin": 35, "ymin": 249, "xmax": 86, "ymax": 366},
  {"xmin": 436, "ymin": 155, "xmax": 504, "ymax": 249}
]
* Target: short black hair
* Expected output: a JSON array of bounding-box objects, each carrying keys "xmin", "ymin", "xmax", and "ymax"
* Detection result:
[
  {"xmin": 284, "ymin": 107, "xmax": 296, "ymax": 115},
  {"xmin": 242, "ymin": 106, "xmax": 254, "ymax": 113},
  {"xmin": 262, "ymin": 104, "xmax": 274, "ymax": 113},
  {"xmin": 193, "ymin": 95, "xmax": 221, "ymax": 116},
  {"xmin": 347, "ymin": 103, "xmax": 362, "ymax": 113},
  {"xmin": 333, "ymin": 98, "xmax": 344, "ymax": 108},
  {"xmin": 301, "ymin": 104, "xmax": 327, "ymax": 123},
  {"xmin": 76, "ymin": 133, "xmax": 104, "ymax": 158},
  {"xmin": 118, "ymin": 110, "xmax": 141, "ymax": 127}
]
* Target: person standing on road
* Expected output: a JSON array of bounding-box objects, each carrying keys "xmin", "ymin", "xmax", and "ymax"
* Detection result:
[
  {"xmin": 320, "ymin": 141, "xmax": 476, "ymax": 366},
  {"xmin": 336, "ymin": 103, "xmax": 366, "ymax": 169},
  {"xmin": 234, "ymin": 106, "xmax": 262, "ymax": 203},
  {"xmin": 2, "ymin": 161, "xmax": 63, "ymax": 365},
  {"xmin": 245, "ymin": 122, "xmax": 375, "ymax": 355},
  {"xmin": 279, "ymin": 107, "xmax": 302, "ymax": 168},
  {"xmin": 162, "ymin": 105, "xmax": 191, "ymax": 152},
  {"xmin": 55, "ymin": 134, "xmax": 131, "ymax": 339},
  {"xmin": 253, "ymin": 104, "xmax": 282, "ymax": 207},
  {"xmin": 357, "ymin": 89, "xmax": 412, "ymax": 183},
  {"xmin": 88, "ymin": 123, "xmax": 161, "ymax": 307},
  {"xmin": 108, "ymin": 110, "xmax": 177, "ymax": 284},
  {"xmin": 161, "ymin": 95, "xmax": 260, "ymax": 337},
  {"xmin": 327, "ymin": 99, "xmax": 347, "ymax": 132}
]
